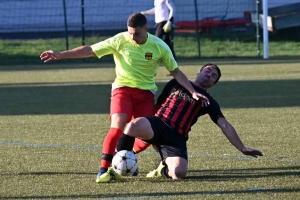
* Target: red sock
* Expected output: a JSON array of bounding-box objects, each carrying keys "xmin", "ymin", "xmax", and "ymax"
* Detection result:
[
  {"xmin": 100, "ymin": 128, "xmax": 123, "ymax": 168},
  {"xmin": 133, "ymin": 138, "xmax": 150, "ymax": 153}
]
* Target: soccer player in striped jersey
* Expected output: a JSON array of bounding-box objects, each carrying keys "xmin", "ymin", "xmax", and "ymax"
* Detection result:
[
  {"xmin": 116, "ymin": 63, "xmax": 263, "ymax": 181},
  {"xmin": 40, "ymin": 13, "xmax": 209, "ymax": 183}
]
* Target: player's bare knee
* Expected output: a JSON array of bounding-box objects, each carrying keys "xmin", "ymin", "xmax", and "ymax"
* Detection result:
[
  {"xmin": 125, "ymin": 121, "xmax": 139, "ymax": 136},
  {"xmin": 169, "ymin": 166, "xmax": 187, "ymax": 180},
  {"xmin": 125, "ymin": 118, "xmax": 143, "ymax": 135},
  {"xmin": 170, "ymin": 171, "xmax": 186, "ymax": 180},
  {"xmin": 174, "ymin": 168, "xmax": 187, "ymax": 179},
  {"xmin": 127, "ymin": 118, "xmax": 140, "ymax": 129},
  {"xmin": 132, "ymin": 118, "xmax": 149, "ymax": 130}
]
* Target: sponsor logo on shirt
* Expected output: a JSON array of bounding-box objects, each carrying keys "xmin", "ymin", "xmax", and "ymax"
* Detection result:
[
  {"xmin": 171, "ymin": 88, "xmax": 195, "ymax": 105},
  {"xmin": 145, "ymin": 52, "xmax": 153, "ymax": 60}
]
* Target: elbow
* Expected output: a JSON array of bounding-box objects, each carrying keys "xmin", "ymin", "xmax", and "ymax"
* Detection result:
[
  {"xmin": 220, "ymin": 122, "xmax": 228, "ymax": 131},
  {"xmin": 218, "ymin": 118, "xmax": 230, "ymax": 132},
  {"xmin": 87, "ymin": 47, "xmax": 96, "ymax": 57}
]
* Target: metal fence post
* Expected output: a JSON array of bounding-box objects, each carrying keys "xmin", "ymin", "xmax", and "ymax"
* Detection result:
[
  {"xmin": 256, "ymin": 0, "xmax": 261, "ymax": 58},
  {"xmin": 81, "ymin": 0, "xmax": 85, "ymax": 46},
  {"xmin": 62, "ymin": 0, "xmax": 69, "ymax": 50},
  {"xmin": 81, "ymin": 0, "xmax": 85, "ymax": 62},
  {"xmin": 193, "ymin": 0, "xmax": 201, "ymax": 58}
]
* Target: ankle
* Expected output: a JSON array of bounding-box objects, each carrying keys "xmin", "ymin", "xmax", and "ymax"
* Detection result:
[{"xmin": 100, "ymin": 168, "xmax": 108, "ymax": 174}]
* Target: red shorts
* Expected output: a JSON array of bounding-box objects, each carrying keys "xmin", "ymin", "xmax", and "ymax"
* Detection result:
[{"xmin": 110, "ymin": 87, "xmax": 155, "ymax": 123}]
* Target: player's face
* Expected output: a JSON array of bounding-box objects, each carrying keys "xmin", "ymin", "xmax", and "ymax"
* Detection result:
[
  {"xmin": 128, "ymin": 26, "xmax": 148, "ymax": 44},
  {"xmin": 196, "ymin": 66, "xmax": 219, "ymax": 88}
]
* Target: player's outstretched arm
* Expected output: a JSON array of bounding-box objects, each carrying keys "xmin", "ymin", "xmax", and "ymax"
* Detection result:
[
  {"xmin": 141, "ymin": 8, "xmax": 155, "ymax": 15},
  {"xmin": 40, "ymin": 46, "xmax": 96, "ymax": 63},
  {"xmin": 217, "ymin": 117, "xmax": 263, "ymax": 158}
]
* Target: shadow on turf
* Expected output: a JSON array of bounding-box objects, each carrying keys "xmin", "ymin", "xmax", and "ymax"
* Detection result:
[
  {"xmin": 0, "ymin": 55, "xmax": 300, "ymax": 71},
  {"xmin": 1, "ymin": 166, "xmax": 299, "ymax": 199},
  {"xmin": 0, "ymin": 172, "xmax": 95, "ymax": 176},
  {"xmin": 187, "ymin": 165, "xmax": 300, "ymax": 181},
  {"xmin": 0, "ymin": 53, "xmax": 114, "ymax": 69},
  {"xmin": 0, "ymin": 79, "xmax": 299, "ymax": 115},
  {"xmin": 1, "ymin": 187, "xmax": 299, "ymax": 199}
]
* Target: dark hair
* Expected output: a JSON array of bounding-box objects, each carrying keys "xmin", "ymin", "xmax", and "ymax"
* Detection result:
[
  {"xmin": 127, "ymin": 13, "xmax": 147, "ymax": 28},
  {"xmin": 200, "ymin": 63, "xmax": 221, "ymax": 84}
]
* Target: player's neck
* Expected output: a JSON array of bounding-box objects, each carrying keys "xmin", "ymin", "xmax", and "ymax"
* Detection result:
[
  {"xmin": 140, "ymin": 34, "xmax": 148, "ymax": 44},
  {"xmin": 192, "ymin": 81, "xmax": 208, "ymax": 91}
]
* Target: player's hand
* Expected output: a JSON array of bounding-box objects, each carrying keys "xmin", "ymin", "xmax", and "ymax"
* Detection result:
[
  {"xmin": 192, "ymin": 92, "xmax": 210, "ymax": 107},
  {"xmin": 163, "ymin": 21, "xmax": 172, "ymax": 33},
  {"xmin": 40, "ymin": 50, "xmax": 60, "ymax": 63},
  {"xmin": 241, "ymin": 147, "xmax": 263, "ymax": 158}
]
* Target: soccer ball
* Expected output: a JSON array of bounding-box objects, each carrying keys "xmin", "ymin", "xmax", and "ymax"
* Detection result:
[{"xmin": 112, "ymin": 150, "xmax": 138, "ymax": 176}]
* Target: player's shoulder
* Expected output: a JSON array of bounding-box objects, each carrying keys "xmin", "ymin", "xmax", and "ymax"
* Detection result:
[
  {"xmin": 113, "ymin": 32, "xmax": 127, "ymax": 38},
  {"xmin": 206, "ymin": 93, "xmax": 220, "ymax": 107},
  {"xmin": 108, "ymin": 32, "xmax": 128, "ymax": 43},
  {"xmin": 148, "ymin": 33, "xmax": 161, "ymax": 41},
  {"xmin": 193, "ymin": 85, "xmax": 215, "ymax": 101},
  {"xmin": 148, "ymin": 33, "xmax": 170, "ymax": 49}
]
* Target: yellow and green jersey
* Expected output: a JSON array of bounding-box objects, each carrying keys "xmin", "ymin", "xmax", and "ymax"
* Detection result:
[{"xmin": 91, "ymin": 32, "xmax": 177, "ymax": 93}]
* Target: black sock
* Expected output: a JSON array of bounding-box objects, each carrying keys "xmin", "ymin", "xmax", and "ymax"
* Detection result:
[
  {"xmin": 161, "ymin": 164, "xmax": 171, "ymax": 179},
  {"xmin": 101, "ymin": 153, "xmax": 113, "ymax": 162},
  {"xmin": 99, "ymin": 168, "xmax": 108, "ymax": 174},
  {"xmin": 116, "ymin": 133, "xmax": 135, "ymax": 151}
]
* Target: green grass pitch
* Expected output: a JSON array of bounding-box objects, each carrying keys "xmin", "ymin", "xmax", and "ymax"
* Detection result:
[{"xmin": 0, "ymin": 58, "xmax": 300, "ymax": 199}]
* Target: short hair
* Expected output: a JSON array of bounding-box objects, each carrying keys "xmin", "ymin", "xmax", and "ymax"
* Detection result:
[
  {"xmin": 127, "ymin": 13, "xmax": 147, "ymax": 28},
  {"xmin": 200, "ymin": 63, "xmax": 221, "ymax": 84}
]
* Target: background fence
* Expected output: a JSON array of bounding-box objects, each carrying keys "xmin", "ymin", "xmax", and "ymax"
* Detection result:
[{"xmin": 0, "ymin": 0, "xmax": 300, "ymax": 65}]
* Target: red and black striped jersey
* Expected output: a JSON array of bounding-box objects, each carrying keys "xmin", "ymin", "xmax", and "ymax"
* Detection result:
[{"xmin": 155, "ymin": 79, "xmax": 224, "ymax": 140}]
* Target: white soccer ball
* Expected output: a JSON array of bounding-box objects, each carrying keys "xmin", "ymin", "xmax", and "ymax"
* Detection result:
[{"xmin": 112, "ymin": 150, "xmax": 138, "ymax": 176}]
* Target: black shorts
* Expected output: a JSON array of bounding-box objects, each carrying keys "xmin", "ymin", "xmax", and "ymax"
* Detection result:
[
  {"xmin": 143, "ymin": 116, "xmax": 188, "ymax": 160},
  {"xmin": 155, "ymin": 21, "xmax": 167, "ymax": 38}
]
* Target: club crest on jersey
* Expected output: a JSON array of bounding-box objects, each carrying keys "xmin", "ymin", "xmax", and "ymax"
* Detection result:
[{"xmin": 145, "ymin": 52, "xmax": 153, "ymax": 60}]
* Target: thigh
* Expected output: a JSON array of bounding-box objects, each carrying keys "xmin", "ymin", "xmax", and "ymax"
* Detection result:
[
  {"xmin": 133, "ymin": 90, "xmax": 155, "ymax": 118},
  {"xmin": 160, "ymin": 144, "xmax": 188, "ymax": 161},
  {"xmin": 125, "ymin": 117, "xmax": 154, "ymax": 140},
  {"xmin": 142, "ymin": 116, "xmax": 165, "ymax": 145},
  {"xmin": 110, "ymin": 87, "xmax": 133, "ymax": 122},
  {"xmin": 143, "ymin": 116, "xmax": 188, "ymax": 160},
  {"xmin": 155, "ymin": 22, "xmax": 165, "ymax": 38}
]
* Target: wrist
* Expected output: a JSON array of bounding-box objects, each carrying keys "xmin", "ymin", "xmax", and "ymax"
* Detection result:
[
  {"xmin": 239, "ymin": 146, "xmax": 246, "ymax": 152},
  {"xmin": 59, "ymin": 51, "xmax": 69, "ymax": 59}
]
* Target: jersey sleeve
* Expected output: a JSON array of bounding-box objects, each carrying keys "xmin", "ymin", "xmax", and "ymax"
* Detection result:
[
  {"xmin": 161, "ymin": 47, "xmax": 178, "ymax": 72},
  {"xmin": 91, "ymin": 36, "xmax": 117, "ymax": 58},
  {"xmin": 207, "ymin": 99, "xmax": 225, "ymax": 124}
]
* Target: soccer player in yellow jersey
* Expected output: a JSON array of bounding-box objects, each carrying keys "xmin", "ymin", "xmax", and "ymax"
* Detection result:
[{"xmin": 40, "ymin": 13, "xmax": 209, "ymax": 183}]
